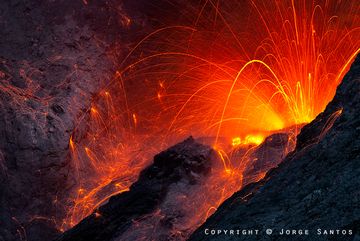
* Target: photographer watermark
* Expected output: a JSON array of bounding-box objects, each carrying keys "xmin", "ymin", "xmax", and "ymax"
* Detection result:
[{"xmin": 204, "ymin": 228, "xmax": 353, "ymax": 236}]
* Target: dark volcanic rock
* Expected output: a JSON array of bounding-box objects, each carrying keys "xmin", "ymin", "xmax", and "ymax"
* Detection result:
[
  {"xmin": 188, "ymin": 55, "xmax": 360, "ymax": 241},
  {"xmin": 0, "ymin": 1, "xmax": 145, "ymax": 241},
  {"xmin": 242, "ymin": 132, "xmax": 293, "ymax": 185},
  {"xmin": 56, "ymin": 137, "xmax": 215, "ymax": 241}
]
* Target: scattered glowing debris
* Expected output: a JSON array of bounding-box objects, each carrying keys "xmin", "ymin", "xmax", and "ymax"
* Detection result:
[
  {"xmin": 94, "ymin": 212, "xmax": 101, "ymax": 218},
  {"xmin": 60, "ymin": 0, "xmax": 360, "ymax": 235},
  {"xmin": 69, "ymin": 136, "xmax": 75, "ymax": 150},
  {"xmin": 132, "ymin": 113, "xmax": 137, "ymax": 126},
  {"xmin": 90, "ymin": 107, "xmax": 97, "ymax": 114}
]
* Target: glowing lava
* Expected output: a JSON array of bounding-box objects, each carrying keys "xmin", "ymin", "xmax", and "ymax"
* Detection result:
[
  {"xmin": 232, "ymin": 134, "xmax": 265, "ymax": 146},
  {"xmin": 61, "ymin": 0, "xmax": 360, "ymax": 238}
]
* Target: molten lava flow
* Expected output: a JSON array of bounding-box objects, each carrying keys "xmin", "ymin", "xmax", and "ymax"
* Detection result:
[
  {"xmin": 232, "ymin": 134, "xmax": 265, "ymax": 146},
  {"xmin": 61, "ymin": 0, "xmax": 360, "ymax": 238}
]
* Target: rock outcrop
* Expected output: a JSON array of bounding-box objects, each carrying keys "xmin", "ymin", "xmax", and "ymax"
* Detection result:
[
  {"xmin": 57, "ymin": 130, "xmax": 297, "ymax": 241},
  {"xmin": 56, "ymin": 137, "xmax": 216, "ymax": 241}
]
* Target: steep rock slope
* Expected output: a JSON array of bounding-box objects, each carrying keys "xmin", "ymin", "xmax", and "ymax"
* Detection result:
[
  {"xmin": 188, "ymin": 55, "xmax": 360, "ymax": 241},
  {"xmin": 0, "ymin": 1, "xmax": 141, "ymax": 240}
]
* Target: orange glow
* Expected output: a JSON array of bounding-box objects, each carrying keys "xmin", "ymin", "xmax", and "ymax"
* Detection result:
[
  {"xmin": 231, "ymin": 137, "xmax": 241, "ymax": 146},
  {"xmin": 59, "ymin": 0, "xmax": 360, "ymax": 238},
  {"xmin": 69, "ymin": 136, "xmax": 75, "ymax": 150},
  {"xmin": 232, "ymin": 134, "xmax": 265, "ymax": 146},
  {"xmin": 318, "ymin": 108, "xmax": 343, "ymax": 141},
  {"xmin": 132, "ymin": 113, "xmax": 137, "ymax": 126},
  {"xmin": 243, "ymin": 135, "xmax": 264, "ymax": 145},
  {"xmin": 90, "ymin": 107, "xmax": 97, "ymax": 114}
]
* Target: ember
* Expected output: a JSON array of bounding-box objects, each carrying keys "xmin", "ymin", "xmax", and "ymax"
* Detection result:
[{"xmin": 60, "ymin": 0, "xmax": 359, "ymax": 240}]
